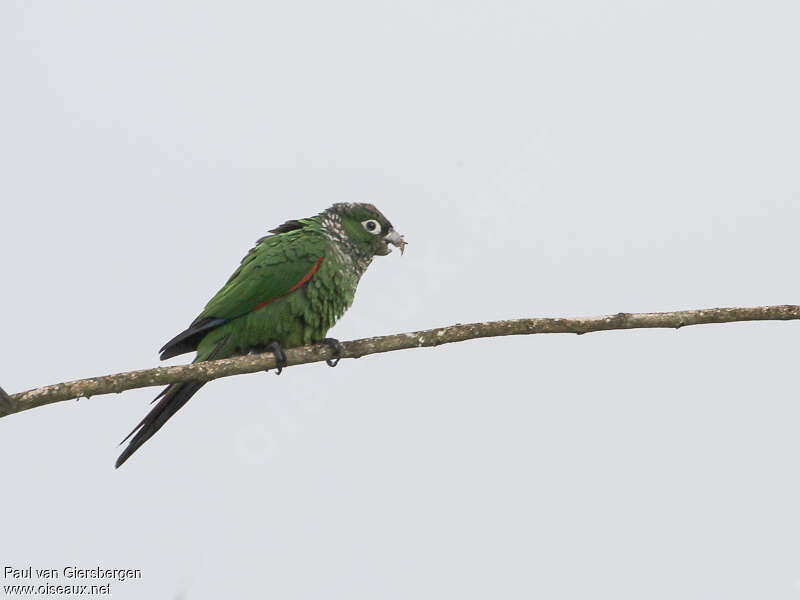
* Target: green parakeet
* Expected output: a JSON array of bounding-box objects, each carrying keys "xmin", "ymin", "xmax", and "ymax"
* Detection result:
[{"xmin": 116, "ymin": 203, "xmax": 405, "ymax": 468}]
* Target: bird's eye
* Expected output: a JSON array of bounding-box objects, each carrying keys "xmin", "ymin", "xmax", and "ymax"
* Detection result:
[{"xmin": 361, "ymin": 219, "xmax": 382, "ymax": 234}]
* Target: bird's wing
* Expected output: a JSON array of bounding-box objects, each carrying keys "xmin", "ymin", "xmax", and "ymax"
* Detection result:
[
  {"xmin": 201, "ymin": 231, "xmax": 327, "ymax": 320},
  {"xmin": 159, "ymin": 231, "xmax": 327, "ymax": 359}
]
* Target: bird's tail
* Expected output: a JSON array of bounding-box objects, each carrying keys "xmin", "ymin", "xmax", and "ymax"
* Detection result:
[
  {"xmin": 115, "ymin": 333, "xmax": 231, "ymax": 468},
  {"xmin": 115, "ymin": 381, "xmax": 206, "ymax": 468}
]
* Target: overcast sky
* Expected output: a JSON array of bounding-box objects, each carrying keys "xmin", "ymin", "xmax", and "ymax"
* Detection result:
[{"xmin": 2, "ymin": 1, "xmax": 800, "ymax": 598}]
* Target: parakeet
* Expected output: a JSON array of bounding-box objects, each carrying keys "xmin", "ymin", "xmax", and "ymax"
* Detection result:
[{"xmin": 116, "ymin": 203, "xmax": 405, "ymax": 468}]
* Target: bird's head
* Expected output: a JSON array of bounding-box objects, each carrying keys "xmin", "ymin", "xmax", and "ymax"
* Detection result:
[{"xmin": 330, "ymin": 203, "xmax": 406, "ymax": 257}]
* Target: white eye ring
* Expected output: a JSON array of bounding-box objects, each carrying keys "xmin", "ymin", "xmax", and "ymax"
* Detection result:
[{"xmin": 361, "ymin": 219, "xmax": 382, "ymax": 235}]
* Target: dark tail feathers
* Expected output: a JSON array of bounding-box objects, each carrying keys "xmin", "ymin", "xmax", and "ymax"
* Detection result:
[
  {"xmin": 159, "ymin": 317, "xmax": 227, "ymax": 360},
  {"xmin": 115, "ymin": 381, "xmax": 206, "ymax": 468}
]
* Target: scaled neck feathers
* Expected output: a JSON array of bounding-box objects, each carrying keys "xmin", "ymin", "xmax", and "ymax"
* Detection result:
[{"xmin": 318, "ymin": 209, "xmax": 374, "ymax": 275}]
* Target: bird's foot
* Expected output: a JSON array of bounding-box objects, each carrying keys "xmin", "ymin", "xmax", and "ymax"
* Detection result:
[
  {"xmin": 265, "ymin": 341, "xmax": 288, "ymax": 375},
  {"xmin": 250, "ymin": 342, "xmax": 288, "ymax": 375},
  {"xmin": 320, "ymin": 338, "xmax": 343, "ymax": 368}
]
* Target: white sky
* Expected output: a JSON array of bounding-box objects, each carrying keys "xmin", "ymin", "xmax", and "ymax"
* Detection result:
[{"xmin": 2, "ymin": 1, "xmax": 800, "ymax": 598}]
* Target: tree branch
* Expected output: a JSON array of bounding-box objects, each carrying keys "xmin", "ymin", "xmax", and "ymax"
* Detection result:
[{"xmin": 3, "ymin": 304, "xmax": 798, "ymax": 419}]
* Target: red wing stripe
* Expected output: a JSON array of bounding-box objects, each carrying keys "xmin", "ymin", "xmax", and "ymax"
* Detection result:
[
  {"xmin": 252, "ymin": 256, "xmax": 325, "ymax": 312},
  {"xmin": 286, "ymin": 256, "xmax": 325, "ymax": 293}
]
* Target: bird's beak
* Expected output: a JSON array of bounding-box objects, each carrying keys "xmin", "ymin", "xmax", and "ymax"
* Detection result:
[{"xmin": 377, "ymin": 229, "xmax": 407, "ymax": 256}]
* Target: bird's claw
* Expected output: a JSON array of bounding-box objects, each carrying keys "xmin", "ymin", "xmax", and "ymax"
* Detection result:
[
  {"xmin": 320, "ymin": 338, "xmax": 343, "ymax": 367},
  {"xmin": 263, "ymin": 342, "xmax": 288, "ymax": 375},
  {"xmin": 0, "ymin": 385, "xmax": 12, "ymax": 412}
]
